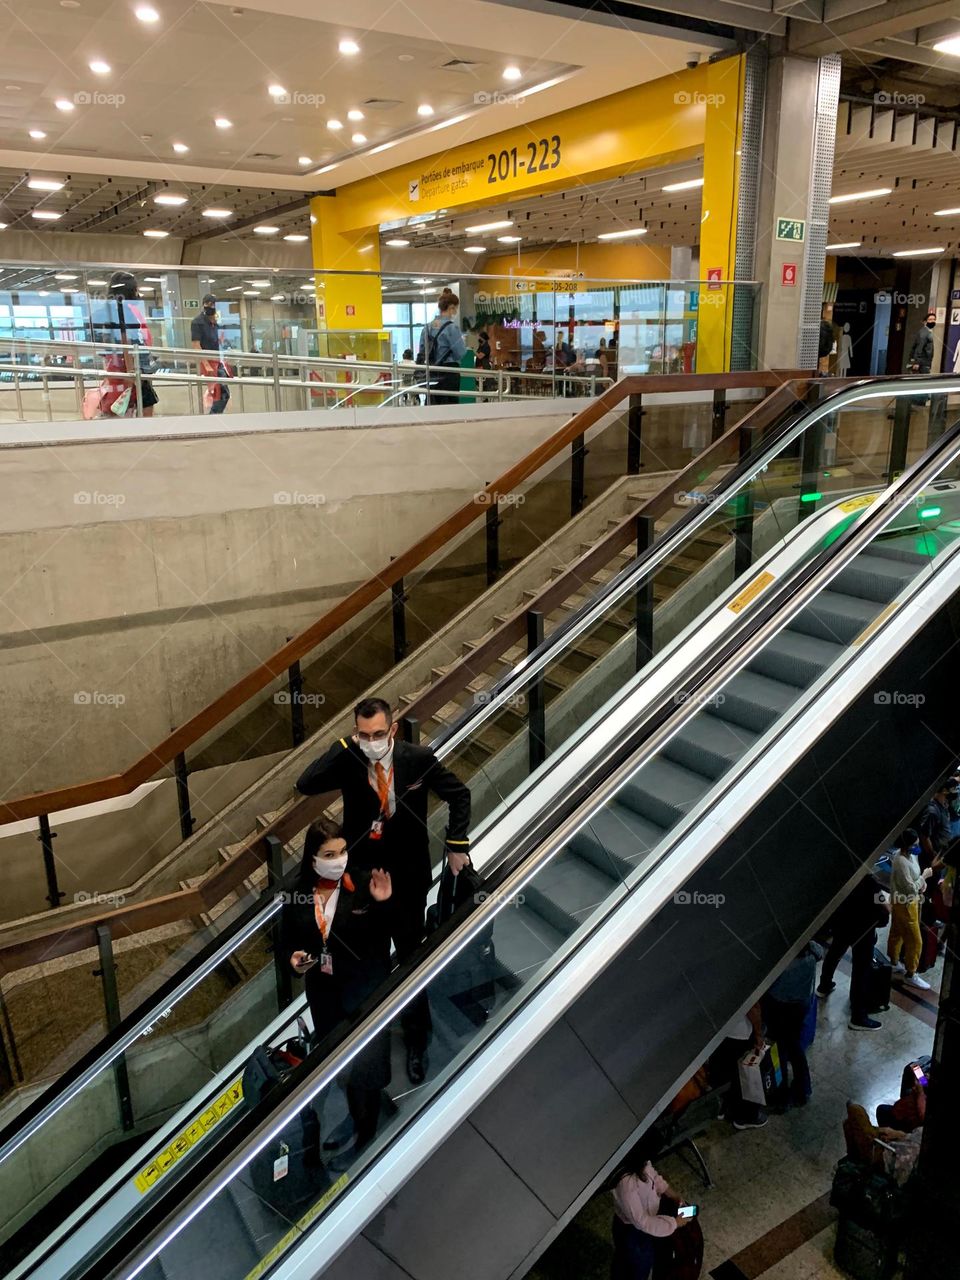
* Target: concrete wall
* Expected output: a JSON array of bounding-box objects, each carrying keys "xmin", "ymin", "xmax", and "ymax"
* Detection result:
[{"xmin": 0, "ymin": 400, "xmax": 576, "ymax": 800}]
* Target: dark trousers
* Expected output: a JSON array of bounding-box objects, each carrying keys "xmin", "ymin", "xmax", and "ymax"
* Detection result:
[
  {"xmin": 822, "ymin": 927, "xmax": 876, "ymax": 1020},
  {"xmin": 763, "ymin": 997, "xmax": 812, "ymax": 1103},
  {"xmin": 391, "ymin": 889, "xmax": 432, "ymax": 1053},
  {"xmin": 209, "ymin": 363, "xmax": 230, "ymax": 414},
  {"xmin": 426, "ymin": 367, "xmax": 460, "ymax": 405},
  {"xmin": 610, "ymin": 1216, "xmax": 656, "ymax": 1280}
]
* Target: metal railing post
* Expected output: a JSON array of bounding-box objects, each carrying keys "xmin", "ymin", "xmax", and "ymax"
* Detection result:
[
  {"xmin": 400, "ymin": 716, "xmax": 420, "ymax": 745},
  {"xmin": 272, "ymin": 354, "xmax": 282, "ymax": 411},
  {"xmin": 391, "ymin": 576, "xmax": 407, "ymax": 664},
  {"xmin": 95, "ymin": 924, "xmax": 135, "ymax": 1132},
  {"xmin": 174, "ymin": 751, "xmax": 195, "ymax": 841},
  {"xmin": 733, "ymin": 425, "xmax": 757, "ymax": 576},
  {"xmin": 526, "ymin": 610, "xmax": 546, "ymax": 771},
  {"xmin": 485, "ymin": 499, "xmax": 501, "ymax": 586},
  {"xmin": 635, "ymin": 515, "xmax": 655, "ymax": 672},
  {"xmin": 571, "ymin": 432, "xmax": 587, "ymax": 516},
  {"xmin": 798, "ymin": 415, "xmax": 825, "ymax": 523},
  {"xmin": 265, "ymin": 834, "xmax": 293, "ymax": 1011},
  {"xmin": 37, "ymin": 814, "xmax": 63, "ymax": 909},
  {"xmin": 627, "ymin": 394, "xmax": 643, "ymax": 475},
  {"xmin": 928, "ymin": 389, "xmax": 947, "ymax": 448},
  {"xmin": 42, "ymin": 372, "xmax": 52, "ymax": 421},
  {"xmin": 13, "ymin": 367, "xmax": 24, "ymax": 421},
  {"xmin": 711, "ymin": 387, "xmax": 728, "ymax": 441},
  {"xmin": 0, "ymin": 988, "xmax": 23, "ymax": 1090},
  {"xmin": 287, "ymin": 658, "xmax": 305, "ymax": 747},
  {"xmin": 888, "ymin": 394, "xmax": 911, "ymax": 479}
]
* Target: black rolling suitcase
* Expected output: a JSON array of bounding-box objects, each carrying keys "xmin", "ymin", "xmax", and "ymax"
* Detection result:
[
  {"xmin": 865, "ymin": 947, "xmax": 892, "ymax": 1013},
  {"xmin": 426, "ymin": 862, "xmax": 497, "ymax": 1026},
  {"xmin": 831, "ymin": 1159, "xmax": 902, "ymax": 1280},
  {"xmin": 834, "ymin": 1216, "xmax": 899, "ymax": 1280}
]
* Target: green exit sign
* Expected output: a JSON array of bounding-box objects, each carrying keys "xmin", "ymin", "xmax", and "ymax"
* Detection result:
[{"xmin": 776, "ymin": 217, "xmax": 805, "ymax": 242}]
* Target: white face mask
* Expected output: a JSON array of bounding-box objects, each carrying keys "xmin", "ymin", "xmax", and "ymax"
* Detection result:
[
  {"xmin": 358, "ymin": 734, "xmax": 392, "ymax": 762},
  {"xmin": 313, "ymin": 852, "xmax": 348, "ymax": 881}
]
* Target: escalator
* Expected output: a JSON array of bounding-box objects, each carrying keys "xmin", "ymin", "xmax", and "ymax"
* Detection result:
[{"xmin": 3, "ymin": 377, "xmax": 960, "ymax": 1280}]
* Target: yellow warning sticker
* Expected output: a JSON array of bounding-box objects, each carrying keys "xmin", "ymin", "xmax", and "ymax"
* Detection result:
[
  {"xmin": 242, "ymin": 1173, "xmax": 350, "ymax": 1280},
  {"xmin": 728, "ymin": 571, "xmax": 775, "ymax": 615},
  {"xmin": 134, "ymin": 1077, "xmax": 244, "ymax": 1194},
  {"xmin": 839, "ymin": 493, "xmax": 878, "ymax": 513}
]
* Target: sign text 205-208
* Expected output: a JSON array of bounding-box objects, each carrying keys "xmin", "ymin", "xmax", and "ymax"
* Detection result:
[{"xmin": 487, "ymin": 136, "xmax": 561, "ymax": 184}]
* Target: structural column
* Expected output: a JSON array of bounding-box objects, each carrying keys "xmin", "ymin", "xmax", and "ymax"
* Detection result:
[{"xmin": 309, "ymin": 193, "xmax": 384, "ymax": 360}]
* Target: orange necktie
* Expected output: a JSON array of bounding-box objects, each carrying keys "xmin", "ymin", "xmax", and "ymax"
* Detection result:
[{"xmin": 375, "ymin": 762, "xmax": 392, "ymax": 816}]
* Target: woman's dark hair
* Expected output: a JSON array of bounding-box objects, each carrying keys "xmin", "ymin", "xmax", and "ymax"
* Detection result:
[
  {"xmin": 107, "ymin": 269, "xmax": 139, "ymax": 300},
  {"xmin": 618, "ymin": 1129, "xmax": 664, "ymax": 1178},
  {"xmin": 896, "ymin": 827, "xmax": 919, "ymax": 850},
  {"xmin": 402, "ymin": 348, "xmax": 413, "ymax": 360},
  {"xmin": 437, "ymin": 287, "xmax": 459, "ymax": 312},
  {"xmin": 298, "ymin": 818, "xmax": 344, "ymax": 885}
]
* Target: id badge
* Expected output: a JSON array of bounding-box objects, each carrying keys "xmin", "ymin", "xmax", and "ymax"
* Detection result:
[
  {"xmin": 273, "ymin": 1144, "xmax": 289, "ymax": 1182},
  {"xmin": 320, "ymin": 948, "xmax": 334, "ymax": 976},
  {"xmin": 370, "ymin": 817, "xmax": 384, "ymax": 840}
]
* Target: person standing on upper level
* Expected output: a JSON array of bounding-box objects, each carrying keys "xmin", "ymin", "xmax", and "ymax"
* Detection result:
[{"xmin": 416, "ymin": 288, "xmax": 466, "ymax": 404}]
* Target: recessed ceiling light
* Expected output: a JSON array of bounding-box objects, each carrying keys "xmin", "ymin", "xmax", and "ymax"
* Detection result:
[
  {"xmin": 597, "ymin": 228, "xmax": 648, "ymax": 239},
  {"xmin": 398, "ymin": 53, "xmax": 414, "ymax": 62},
  {"xmin": 892, "ymin": 246, "xmax": 944, "ymax": 257},
  {"xmin": 89, "ymin": 60, "xmax": 111, "ymax": 75},
  {"xmin": 202, "ymin": 208, "xmax": 232, "ymax": 218},
  {"xmin": 385, "ymin": 238, "xmax": 410, "ymax": 247},
  {"xmin": 284, "ymin": 233, "xmax": 308, "ymax": 241},
  {"xmin": 412, "ymin": 278, "xmax": 432, "ymax": 284},
  {"xmin": 503, "ymin": 65, "xmax": 522, "ymax": 81},
  {"xmin": 242, "ymin": 289, "xmax": 261, "ymax": 296},
  {"xmin": 138, "ymin": 286, "xmax": 153, "ymax": 292},
  {"xmin": 315, "ymin": 162, "xmax": 339, "ymax": 175},
  {"xmin": 828, "ymin": 187, "xmax": 891, "ymax": 204},
  {"xmin": 825, "ymin": 242, "xmax": 861, "ymax": 250},
  {"xmin": 339, "ymin": 38, "xmax": 360, "ymax": 55},
  {"xmin": 54, "ymin": 273, "xmax": 77, "ymax": 280},
  {"xmin": 417, "ymin": 104, "xmax": 434, "ymax": 117},
  {"xmin": 29, "ymin": 129, "xmax": 47, "ymax": 140},
  {"xmin": 28, "ymin": 178, "xmax": 64, "ymax": 191},
  {"xmin": 143, "ymin": 228, "xmax": 169, "ymax": 237},
  {"xmin": 270, "ymin": 293, "xmax": 285, "ymax": 301},
  {"xmin": 214, "ymin": 117, "xmax": 232, "ymax": 129},
  {"xmin": 268, "ymin": 84, "xmax": 287, "ymax": 98},
  {"xmin": 347, "ymin": 108, "xmax": 364, "ymax": 121},
  {"xmin": 933, "ymin": 35, "xmax": 960, "ymax": 55},
  {"xmin": 135, "ymin": 6, "xmax": 160, "ymax": 23},
  {"xmin": 172, "ymin": 141, "xmax": 189, "ymax": 153},
  {"xmin": 86, "ymin": 278, "xmax": 107, "ymax": 286},
  {"xmin": 225, "ymin": 285, "xmax": 243, "ymax": 292},
  {"xmin": 37, "ymin": 290, "xmax": 50, "ymax": 296},
  {"xmin": 463, "ymin": 245, "xmax": 486, "ymax": 254},
  {"xmin": 247, "ymin": 279, "xmax": 270, "ymax": 287},
  {"xmin": 143, "ymin": 276, "xmax": 164, "ymax": 282},
  {"xmin": 253, "ymin": 225, "xmax": 279, "ymax": 235},
  {"xmin": 465, "ymin": 219, "xmax": 513, "ymax": 233},
  {"xmin": 32, "ymin": 209, "xmax": 62, "ymax": 219},
  {"xmin": 60, "ymin": 286, "xmax": 77, "ymax": 292},
  {"xmin": 154, "ymin": 193, "xmax": 187, "ymax": 205},
  {"xmin": 933, "ymin": 207, "xmax": 960, "ymax": 216},
  {"xmin": 54, "ymin": 99, "xmax": 75, "ymax": 112},
  {"xmin": 662, "ymin": 177, "xmax": 704, "ymax": 192},
  {"xmin": 351, "ymin": 132, "xmax": 366, "ymax": 144},
  {"xmin": 327, "ymin": 118, "xmax": 343, "ymax": 131},
  {"xmin": 60, "ymin": 0, "xmax": 80, "ymax": 7},
  {"xmin": 497, "ymin": 235, "xmax": 522, "ymax": 243},
  {"xmin": 298, "ymin": 155, "xmax": 312, "ymax": 166}
]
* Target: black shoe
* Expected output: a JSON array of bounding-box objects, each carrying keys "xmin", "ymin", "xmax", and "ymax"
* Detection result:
[
  {"xmin": 848, "ymin": 1017, "xmax": 882, "ymax": 1031},
  {"xmin": 733, "ymin": 1112, "xmax": 768, "ymax": 1130},
  {"xmin": 817, "ymin": 981, "xmax": 836, "ymax": 996},
  {"xmin": 322, "ymin": 1117, "xmax": 356, "ymax": 1153},
  {"xmin": 407, "ymin": 1048, "xmax": 428, "ymax": 1086}
]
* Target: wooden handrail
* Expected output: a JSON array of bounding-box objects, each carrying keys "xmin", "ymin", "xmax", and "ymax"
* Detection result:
[
  {"xmin": 0, "ymin": 372, "xmax": 811, "ymax": 831},
  {"xmin": 0, "ymin": 377, "xmax": 816, "ymax": 980}
]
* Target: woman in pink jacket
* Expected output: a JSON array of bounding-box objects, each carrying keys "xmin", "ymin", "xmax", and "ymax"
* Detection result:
[{"xmin": 610, "ymin": 1135, "xmax": 692, "ymax": 1279}]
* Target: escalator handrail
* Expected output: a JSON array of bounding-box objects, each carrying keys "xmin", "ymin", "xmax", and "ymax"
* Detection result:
[
  {"xmin": 432, "ymin": 373, "xmax": 960, "ymax": 754},
  {"xmin": 105, "ymin": 396, "xmax": 960, "ymax": 1280},
  {"xmin": 0, "ymin": 371, "xmax": 945, "ymax": 1171}
]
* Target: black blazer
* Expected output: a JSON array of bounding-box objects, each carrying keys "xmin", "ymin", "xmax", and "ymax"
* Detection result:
[
  {"xmin": 281, "ymin": 871, "xmax": 392, "ymax": 1028},
  {"xmin": 295, "ymin": 738, "xmax": 470, "ymax": 893}
]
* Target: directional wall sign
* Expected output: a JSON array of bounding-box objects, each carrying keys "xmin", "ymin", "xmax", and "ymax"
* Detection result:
[{"xmin": 776, "ymin": 217, "xmax": 805, "ymax": 242}]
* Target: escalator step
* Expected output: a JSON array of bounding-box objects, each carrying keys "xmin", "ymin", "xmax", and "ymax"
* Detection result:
[
  {"xmin": 662, "ymin": 714, "xmax": 759, "ymax": 782},
  {"xmin": 869, "ymin": 542, "xmax": 932, "ymax": 567},
  {"xmin": 748, "ymin": 630, "xmax": 845, "ymax": 690},
  {"xmin": 707, "ymin": 670, "xmax": 798, "ymax": 734},
  {"xmin": 619, "ymin": 756, "xmax": 714, "ymax": 831},
  {"xmin": 532, "ymin": 848, "xmax": 626, "ymax": 923},
  {"xmin": 569, "ymin": 800, "xmax": 667, "ymax": 868},
  {"xmin": 788, "ymin": 589, "xmax": 881, "ymax": 645},
  {"xmin": 830, "ymin": 552, "xmax": 923, "ymax": 605}
]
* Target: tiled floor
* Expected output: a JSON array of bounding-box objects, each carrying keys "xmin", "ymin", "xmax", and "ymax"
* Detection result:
[{"xmin": 529, "ymin": 934, "xmax": 940, "ymax": 1280}]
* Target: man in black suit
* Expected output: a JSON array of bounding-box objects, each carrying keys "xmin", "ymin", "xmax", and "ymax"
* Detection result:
[{"xmin": 296, "ymin": 696, "xmax": 471, "ymax": 1084}]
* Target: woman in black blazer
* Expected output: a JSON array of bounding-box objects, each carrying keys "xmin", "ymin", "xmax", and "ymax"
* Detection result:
[{"xmin": 283, "ymin": 818, "xmax": 393, "ymax": 1148}]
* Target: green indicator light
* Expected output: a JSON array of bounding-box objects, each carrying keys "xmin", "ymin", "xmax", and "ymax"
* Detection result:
[
  {"xmin": 800, "ymin": 492, "xmax": 822, "ymax": 503},
  {"xmin": 823, "ymin": 471, "xmax": 832, "ymax": 478},
  {"xmin": 919, "ymin": 506, "xmax": 942, "ymax": 519}
]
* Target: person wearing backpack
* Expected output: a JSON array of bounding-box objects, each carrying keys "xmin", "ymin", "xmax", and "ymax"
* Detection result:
[
  {"xmin": 416, "ymin": 287, "xmax": 466, "ymax": 404},
  {"xmin": 283, "ymin": 818, "xmax": 394, "ymax": 1152}
]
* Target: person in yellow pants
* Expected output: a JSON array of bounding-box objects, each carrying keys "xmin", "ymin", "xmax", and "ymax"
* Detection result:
[{"xmin": 888, "ymin": 829, "xmax": 939, "ymax": 991}]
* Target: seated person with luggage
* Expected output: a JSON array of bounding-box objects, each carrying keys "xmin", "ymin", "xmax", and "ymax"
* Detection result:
[
  {"xmin": 843, "ymin": 1102, "xmax": 923, "ymax": 1187},
  {"xmin": 610, "ymin": 1133, "xmax": 700, "ymax": 1280},
  {"xmin": 283, "ymin": 818, "xmax": 394, "ymax": 1154}
]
